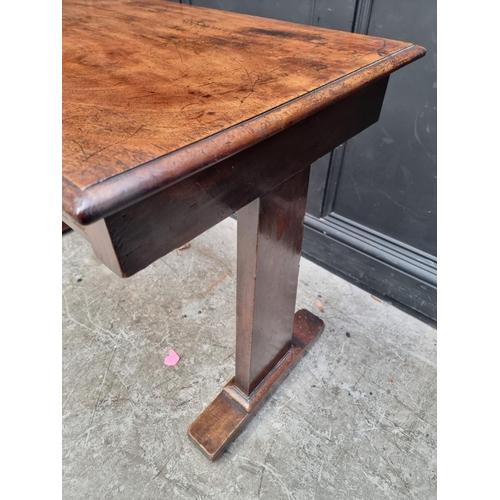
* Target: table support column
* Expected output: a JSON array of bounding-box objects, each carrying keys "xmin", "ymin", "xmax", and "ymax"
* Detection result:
[{"xmin": 188, "ymin": 167, "xmax": 325, "ymax": 461}]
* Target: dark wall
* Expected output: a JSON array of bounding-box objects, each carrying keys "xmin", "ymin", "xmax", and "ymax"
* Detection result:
[{"xmin": 333, "ymin": 0, "xmax": 436, "ymax": 255}]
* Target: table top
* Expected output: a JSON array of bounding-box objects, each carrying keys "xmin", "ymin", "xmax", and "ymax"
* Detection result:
[{"xmin": 62, "ymin": 0, "xmax": 424, "ymax": 224}]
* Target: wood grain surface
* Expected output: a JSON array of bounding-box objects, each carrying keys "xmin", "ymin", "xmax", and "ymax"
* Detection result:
[
  {"xmin": 81, "ymin": 77, "xmax": 388, "ymax": 277},
  {"xmin": 62, "ymin": 0, "xmax": 425, "ymax": 224}
]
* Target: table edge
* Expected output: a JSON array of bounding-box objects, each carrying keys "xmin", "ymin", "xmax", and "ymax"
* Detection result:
[{"xmin": 62, "ymin": 44, "xmax": 425, "ymax": 225}]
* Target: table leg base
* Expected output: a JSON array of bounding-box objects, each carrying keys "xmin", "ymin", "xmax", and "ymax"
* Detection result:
[{"xmin": 187, "ymin": 309, "xmax": 324, "ymax": 461}]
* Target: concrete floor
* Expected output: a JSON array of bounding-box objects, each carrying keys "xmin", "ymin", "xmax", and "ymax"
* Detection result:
[{"xmin": 62, "ymin": 217, "xmax": 437, "ymax": 500}]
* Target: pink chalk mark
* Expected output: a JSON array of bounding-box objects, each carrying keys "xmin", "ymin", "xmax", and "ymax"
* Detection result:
[{"xmin": 164, "ymin": 349, "xmax": 180, "ymax": 366}]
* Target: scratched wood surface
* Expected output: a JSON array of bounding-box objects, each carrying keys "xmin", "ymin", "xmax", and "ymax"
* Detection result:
[{"xmin": 63, "ymin": 0, "xmax": 424, "ymax": 223}]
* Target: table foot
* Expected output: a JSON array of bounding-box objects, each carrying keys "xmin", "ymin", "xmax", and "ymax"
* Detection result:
[{"xmin": 187, "ymin": 309, "xmax": 324, "ymax": 461}]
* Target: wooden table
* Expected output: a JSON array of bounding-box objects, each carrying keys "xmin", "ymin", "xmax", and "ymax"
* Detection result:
[{"xmin": 62, "ymin": 0, "xmax": 425, "ymax": 461}]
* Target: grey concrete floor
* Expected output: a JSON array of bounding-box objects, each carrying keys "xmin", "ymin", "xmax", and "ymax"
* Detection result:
[{"xmin": 62, "ymin": 217, "xmax": 437, "ymax": 500}]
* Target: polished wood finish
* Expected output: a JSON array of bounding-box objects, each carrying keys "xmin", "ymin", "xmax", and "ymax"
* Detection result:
[
  {"xmin": 188, "ymin": 309, "xmax": 324, "ymax": 461},
  {"xmin": 62, "ymin": 0, "xmax": 424, "ymax": 225},
  {"xmin": 62, "ymin": 0, "xmax": 426, "ymax": 461},
  {"xmin": 71, "ymin": 77, "xmax": 388, "ymax": 277},
  {"xmin": 235, "ymin": 168, "xmax": 310, "ymax": 395}
]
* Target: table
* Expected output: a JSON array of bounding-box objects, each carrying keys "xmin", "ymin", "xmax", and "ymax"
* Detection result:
[{"xmin": 62, "ymin": 0, "xmax": 425, "ymax": 461}]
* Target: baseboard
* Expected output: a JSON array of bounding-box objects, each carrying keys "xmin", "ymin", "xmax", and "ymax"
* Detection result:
[{"xmin": 302, "ymin": 214, "xmax": 437, "ymax": 325}]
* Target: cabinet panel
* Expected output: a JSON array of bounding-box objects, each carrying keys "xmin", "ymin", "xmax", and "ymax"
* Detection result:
[{"xmin": 330, "ymin": 0, "xmax": 437, "ymax": 255}]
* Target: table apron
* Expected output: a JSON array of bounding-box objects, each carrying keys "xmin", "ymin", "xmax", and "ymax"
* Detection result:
[{"xmin": 67, "ymin": 76, "xmax": 389, "ymax": 277}]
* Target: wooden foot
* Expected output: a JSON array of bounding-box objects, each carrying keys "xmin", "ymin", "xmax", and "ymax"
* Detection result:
[
  {"xmin": 187, "ymin": 309, "xmax": 324, "ymax": 461},
  {"xmin": 188, "ymin": 168, "xmax": 321, "ymax": 461}
]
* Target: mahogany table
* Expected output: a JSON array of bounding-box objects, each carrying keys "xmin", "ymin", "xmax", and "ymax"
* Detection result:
[{"xmin": 62, "ymin": 0, "xmax": 425, "ymax": 461}]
